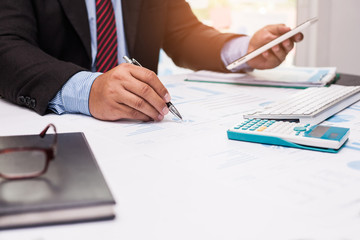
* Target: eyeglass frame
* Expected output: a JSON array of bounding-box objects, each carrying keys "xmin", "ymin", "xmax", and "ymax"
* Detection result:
[{"xmin": 0, "ymin": 124, "xmax": 57, "ymax": 180}]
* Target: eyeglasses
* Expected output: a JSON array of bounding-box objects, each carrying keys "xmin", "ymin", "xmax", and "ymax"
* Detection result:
[{"xmin": 0, "ymin": 124, "xmax": 57, "ymax": 180}]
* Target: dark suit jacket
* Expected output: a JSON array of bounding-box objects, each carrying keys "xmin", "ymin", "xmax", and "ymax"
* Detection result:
[{"xmin": 0, "ymin": 0, "xmax": 240, "ymax": 115}]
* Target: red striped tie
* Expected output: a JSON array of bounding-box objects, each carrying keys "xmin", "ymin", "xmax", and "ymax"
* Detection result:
[{"xmin": 96, "ymin": 0, "xmax": 118, "ymax": 72}]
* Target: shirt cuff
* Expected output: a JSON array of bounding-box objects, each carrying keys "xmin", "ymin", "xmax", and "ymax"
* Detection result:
[
  {"xmin": 221, "ymin": 36, "xmax": 253, "ymax": 72},
  {"xmin": 48, "ymin": 71, "xmax": 102, "ymax": 116}
]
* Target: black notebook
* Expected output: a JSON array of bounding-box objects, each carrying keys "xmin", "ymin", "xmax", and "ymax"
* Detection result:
[{"xmin": 0, "ymin": 132, "xmax": 115, "ymax": 229}]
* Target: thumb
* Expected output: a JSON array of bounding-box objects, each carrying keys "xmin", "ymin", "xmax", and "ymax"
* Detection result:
[{"xmin": 267, "ymin": 24, "xmax": 291, "ymax": 36}]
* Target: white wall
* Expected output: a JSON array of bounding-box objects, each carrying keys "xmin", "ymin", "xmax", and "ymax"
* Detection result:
[{"xmin": 296, "ymin": 0, "xmax": 360, "ymax": 75}]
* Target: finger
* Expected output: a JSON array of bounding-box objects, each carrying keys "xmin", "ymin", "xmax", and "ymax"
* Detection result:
[
  {"xmin": 126, "ymin": 64, "xmax": 171, "ymax": 102},
  {"xmin": 260, "ymin": 27, "xmax": 288, "ymax": 46},
  {"xmin": 281, "ymin": 39, "xmax": 294, "ymax": 52},
  {"xmin": 268, "ymin": 25, "xmax": 296, "ymax": 54},
  {"xmin": 291, "ymin": 32, "xmax": 304, "ymax": 42},
  {"xmin": 119, "ymin": 74, "xmax": 169, "ymax": 117},
  {"xmin": 274, "ymin": 25, "xmax": 303, "ymax": 43},
  {"xmin": 111, "ymin": 103, "xmax": 154, "ymax": 122},
  {"xmin": 89, "ymin": 98, "xmax": 153, "ymax": 122},
  {"xmin": 271, "ymin": 44, "xmax": 288, "ymax": 62},
  {"xmin": 115, "ymin": 86, "xmax": 167, "ymax": 121},
  {"xmin": 267, "ymin": 25, "xmax": 296, "ymax": 48},
  {"xmin": 262, "ymin": 49, "xmax": 282, "ymax": 67},
  {"xmin": 277, "ymin": 25, "xmax": 291, "ymax": 35},
  {"xmin": 266, "ymin": 24, "xmax": 289, "ymax": 36}
]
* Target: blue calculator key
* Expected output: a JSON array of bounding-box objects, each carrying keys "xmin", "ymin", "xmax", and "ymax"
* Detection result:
[{"xmin": 294, "ymin": 126, "xmax": 307, "ymax": 131}]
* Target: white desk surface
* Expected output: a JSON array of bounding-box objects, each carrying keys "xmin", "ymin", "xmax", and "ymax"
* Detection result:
[{"xmin": 1, "ymin": 74, "xmax": 360, "ymax": 240}]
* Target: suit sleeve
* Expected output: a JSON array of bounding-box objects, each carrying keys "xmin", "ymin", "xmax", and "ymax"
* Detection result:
[
  {"xmin": 162, "ymin": 0, "xmax": 243, "ymax": 72},
  {"xmin": 0, "ymin": 0, "xmax": 85, "ymax": 115}
]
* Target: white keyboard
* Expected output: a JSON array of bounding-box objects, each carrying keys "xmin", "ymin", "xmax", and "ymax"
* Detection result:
[{"xmin": 244, "ymin": 85, "xmax": 360, "ymax": 124}]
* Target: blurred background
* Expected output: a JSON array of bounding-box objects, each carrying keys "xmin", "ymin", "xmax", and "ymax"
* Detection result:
[
  {"xmin": 158, "ymin": 0, "xmax": 297, "ymax": 76},
  {"xmin": 158, "ymin": 0, "xmax": 360, "ymax": 76}
]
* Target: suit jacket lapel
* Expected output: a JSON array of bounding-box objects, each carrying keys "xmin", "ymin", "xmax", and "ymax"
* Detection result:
[
  {"xmin": 57, "ymin": 0, "xmax": 142, "ymax": 62},
  {"xmin": 58, "ymin": 0, "xmax": 92, "ymax": 60},
  {"xmin": 122, "ymin": 0, "xmax": 143, "ymax": 57}
]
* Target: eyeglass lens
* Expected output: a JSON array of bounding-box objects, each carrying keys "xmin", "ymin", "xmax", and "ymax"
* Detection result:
[{"xmin": 0, "ymin": 150, "xmax": 47, "ymax": 178}]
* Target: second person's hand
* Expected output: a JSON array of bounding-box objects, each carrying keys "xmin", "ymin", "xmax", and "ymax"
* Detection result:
[
  {"xmin": 89, "ymin": 63, "xmax": 171, "ymax": 121},
  {"xmin": 247, "ymin": 24, "xmax": 303, "ymax": 70}
]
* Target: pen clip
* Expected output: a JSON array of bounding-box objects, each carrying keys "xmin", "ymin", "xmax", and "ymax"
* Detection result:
[
  {"xmin": 132, "ymin": 58, "xmax": 142, "ymax": 67},
  {"xmin": 123, "ymin": 56, "xmax": 132, "ymax": 64}
]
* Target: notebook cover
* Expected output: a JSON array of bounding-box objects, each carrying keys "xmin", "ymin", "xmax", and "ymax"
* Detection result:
[{"xmin": 0, "ymin": 132, "xmax": 116, "ymax": 229}]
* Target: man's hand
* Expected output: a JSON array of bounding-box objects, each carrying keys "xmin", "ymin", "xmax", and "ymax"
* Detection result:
[
  {"xmin": 89, "ymin": 63, "xmax": 170, "ymax": 121},
  {"xmin": 247, "ymin": 24, "xmax": 303, "ymax": 70}
]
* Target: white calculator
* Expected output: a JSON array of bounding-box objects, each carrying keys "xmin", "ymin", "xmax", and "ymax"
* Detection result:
[{"xmin": 227, "ymin": 119, "xmax": 350, "ymax": 152}]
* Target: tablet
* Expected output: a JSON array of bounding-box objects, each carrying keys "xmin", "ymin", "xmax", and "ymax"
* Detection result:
[{"xmin": 226, "ymin": 17, "xmax": 318, "ymax": 71}]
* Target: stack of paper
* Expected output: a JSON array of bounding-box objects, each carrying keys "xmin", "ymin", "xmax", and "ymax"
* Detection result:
[{"xmin": 185, "ymin": 66, "xmax": 337, "ymax": 88}]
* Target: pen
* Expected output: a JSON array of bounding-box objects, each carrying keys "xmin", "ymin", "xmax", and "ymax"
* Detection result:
[{"xmin": 123, "ymin": 56, "xmax": 183, "ymax": 120}]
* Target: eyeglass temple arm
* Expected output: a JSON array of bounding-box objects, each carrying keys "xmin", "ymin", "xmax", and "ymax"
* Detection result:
[{"xmin": 40, "ymin": 124, "xmax": 58, "ymax": 155}]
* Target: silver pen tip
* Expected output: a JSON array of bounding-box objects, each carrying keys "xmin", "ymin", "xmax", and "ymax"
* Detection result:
[{"xmin": 167, "ymin": 102, "xmax": 182, "ymax": 120}]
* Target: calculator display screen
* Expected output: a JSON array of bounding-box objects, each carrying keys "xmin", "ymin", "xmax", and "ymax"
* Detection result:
[{"xmin": 308, "ymin": 126, "xmax": 330, "ymax": 138}]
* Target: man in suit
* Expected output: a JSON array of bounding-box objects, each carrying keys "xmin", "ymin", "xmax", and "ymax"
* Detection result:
[{"xmin": 0, "ymin": 0, "xmax": 302, "ymax": 121}]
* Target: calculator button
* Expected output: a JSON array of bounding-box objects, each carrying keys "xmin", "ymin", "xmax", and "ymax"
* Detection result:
[
  {"xmin": 293, "ymin": 126, "xmax": 307, "ymax": 131},
  {"xmin": 257, "ymin": 126, "xmax": 267, "ymax": 132}
]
